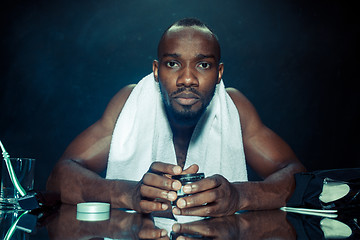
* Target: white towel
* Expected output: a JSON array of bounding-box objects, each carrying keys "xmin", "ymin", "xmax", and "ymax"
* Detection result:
[{"xmin": 106, "ymin": 73, "xmax": 248, "ymax": 182}]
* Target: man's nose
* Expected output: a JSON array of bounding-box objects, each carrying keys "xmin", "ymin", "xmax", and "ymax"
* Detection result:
[{"xmin": 176, "ymin": 67, "xmax": 199, "ymax": 87}]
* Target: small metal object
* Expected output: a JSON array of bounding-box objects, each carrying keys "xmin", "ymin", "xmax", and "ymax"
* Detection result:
[{"xmin": 172, "ymin": 173, "xmax": 204, "ymax": 205}]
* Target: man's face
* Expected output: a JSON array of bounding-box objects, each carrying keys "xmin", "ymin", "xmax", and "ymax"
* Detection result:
[{"xmin": 153, "ymin": 26, "xmax": 224, "ymax": 126}]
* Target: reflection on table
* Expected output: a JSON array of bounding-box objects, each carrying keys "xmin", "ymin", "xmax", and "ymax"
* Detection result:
[{"xmin": 0, "ymin": 204, "xmax": 359, "ymax": 239}]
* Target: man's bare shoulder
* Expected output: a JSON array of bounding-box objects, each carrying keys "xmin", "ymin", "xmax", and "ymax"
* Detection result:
[
  {"xmin": 226, "ymin": 87, "xmax": 262, "ymax": 132},
  {"xmin": 109, "ymin": 84, "xmax": 136, "ymax": 108},
  {"xmin": 226, "ymin": 87, "xmax": 253, "ymax": 113},
  {"xmin": 100, "ymin": 84, "xmax": 136, "ymax": 128}
]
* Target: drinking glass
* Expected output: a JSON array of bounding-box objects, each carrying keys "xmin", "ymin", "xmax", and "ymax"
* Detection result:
[{"xmin": 0, "ymin": 158, "xmax": 35, "ymax": 209}]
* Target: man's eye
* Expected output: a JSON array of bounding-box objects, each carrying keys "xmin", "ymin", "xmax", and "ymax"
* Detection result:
[
  {"xmin": 166, "ymin": 61, "xmax": 180, "ymax": 68},
  {"xmin": 197, "ymin": 62, "xmax": 211, "ymax": 69}
]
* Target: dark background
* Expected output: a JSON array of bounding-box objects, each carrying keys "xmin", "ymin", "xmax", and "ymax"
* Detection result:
[{"xmin": 1, "ymin": 0, "xmax": 359, "ymax": 190}]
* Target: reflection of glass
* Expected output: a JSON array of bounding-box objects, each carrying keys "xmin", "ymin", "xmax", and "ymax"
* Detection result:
[
  {"xmin": 0, "ymin": 210, "xmax": 28, "ymax": 240},
  {"xmin": 0, "ymin": 158, "xmax": 35, "ymax": 209}
]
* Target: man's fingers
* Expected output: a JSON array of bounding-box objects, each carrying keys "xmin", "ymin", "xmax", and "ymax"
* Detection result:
[
  {"xmin": 182, "ymin": 164, "xmax": 199, "ymax": 174},
  {"xmin": 138, "ymin": 228, "xmax": 168, "ymax": 239},
  {"xmin": 176, "ymin": 190, "xmax": 219, "ymax": 209},
  {"xmin": 182, "ymin": 175, "xmax": 222, "ymax": 194},
  {"xmin": 140, "ymin": 199, "xmax": 169, "ymax": 212},
  {"xmin": 172, "ymin": 222, "xmax": 217, "ymax": 237},
  {"xmin": 173, "ymin": 203, "xmax": 216, "ymax": 217},
  {"xmin": 149, "ymin": 162, "xmax": 182, "ymax": 175},
  {"xmin": 139, "ymin": 218, "xmax": 168, "ymax": 239},
  {"xmin": 143, "ymin": 172, "xmax": 181, "ymax": 190},
  {"xmin": 140, "ymin": 185, "xmax": 177, "ymax": 202},
  {"xmin": 148, "ymin": 162, "xmax": 199, "ymax": 178}
]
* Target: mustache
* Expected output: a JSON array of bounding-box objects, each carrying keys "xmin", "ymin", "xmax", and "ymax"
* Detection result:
[{"xmin": 169, "ymin": 87, "xmax": 202, "ymax": 98}]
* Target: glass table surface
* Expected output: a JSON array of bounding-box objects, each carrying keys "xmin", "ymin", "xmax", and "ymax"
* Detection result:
[{"xmin": 1, "ymin": 204, "xmax": 359, "ymax": 239}]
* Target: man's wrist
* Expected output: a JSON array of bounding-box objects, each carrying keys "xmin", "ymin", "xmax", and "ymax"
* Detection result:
[
  {"xmin": 108, "ymin": 179, "xmax": 139, "ymax": 210},
  {"xmin": 233, "ymin": 182, "xmax": 253, "ymax": 210},
  {"xmin": 234, "ymin": 181, "xmax": 289, "ymax": 210}
]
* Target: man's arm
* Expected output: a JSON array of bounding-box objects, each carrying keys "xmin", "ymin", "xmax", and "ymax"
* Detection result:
[
  {"xmin": 227, "ymin": 87, "xmax": 305, "ymax": 210},
  {"xmin": 172, "ymin": 88, "xmax": 306, "ymax": 216},
  {"xmin": 46, "ymin": 85, "xmax": 139, "ymax": 208}
]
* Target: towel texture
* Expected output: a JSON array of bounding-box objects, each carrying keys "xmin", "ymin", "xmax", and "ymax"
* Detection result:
[{"xmin": 106, "ymin": 73, "xmax": 248, "ymax": 182}]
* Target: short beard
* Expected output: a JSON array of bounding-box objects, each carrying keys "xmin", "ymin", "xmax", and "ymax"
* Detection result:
[
  {"xmin": 159, "ymin": 84, "xmax": 216, "ymax": 127},
  {"xmin": 168, "ymin": 102, "xmax": 204, "ymax": 126}
]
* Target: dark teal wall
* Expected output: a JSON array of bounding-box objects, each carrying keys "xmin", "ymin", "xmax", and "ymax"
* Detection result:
[{"xmin": 1, "ymin": 0, "xmax": 359, "ymax": 189}]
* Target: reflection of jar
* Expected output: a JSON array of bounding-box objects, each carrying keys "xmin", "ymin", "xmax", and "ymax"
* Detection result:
[
  {"xmin": 171, "ymin": 173, "xmax": 205, "ymax": 206},
  {"xmin": 170, "ymin": 231, "xmax": 213, "ymax": 240}
]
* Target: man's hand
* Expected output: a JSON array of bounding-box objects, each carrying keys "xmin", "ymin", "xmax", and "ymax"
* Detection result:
[
  {"xmin": 133, "ymin": 162, "xmax": 199, "ymax": 213},
  {"xmin": 172, "ymin": 174, "xmax": 239, "ymax": 217}
]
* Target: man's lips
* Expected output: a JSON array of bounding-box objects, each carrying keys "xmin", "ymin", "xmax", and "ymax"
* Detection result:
[{"xmin": 173, "ymin": 92, "xmax": 200, "ymax": 106}]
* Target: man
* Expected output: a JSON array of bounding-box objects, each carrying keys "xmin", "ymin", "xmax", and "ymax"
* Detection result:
[{"xmin": 47, "ymin": 18, "xmax": 305, "ymax": 218}]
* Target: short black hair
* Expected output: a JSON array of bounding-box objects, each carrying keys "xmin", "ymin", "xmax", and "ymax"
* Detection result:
[
  {"xmin": 157, "ymin": 18, "xmax": 221, "ymax": 61},
  {"xmin": 173, "ymin": 18, "xmax": 208, "ymax": 28},
  {"xmin": 171, "ymin": 18, "xmax": 219, "ymax": 39}
]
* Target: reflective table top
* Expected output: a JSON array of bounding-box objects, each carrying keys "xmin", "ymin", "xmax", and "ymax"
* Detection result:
[{"xmin": 1, "ymin": 204, "xmax": 359, "ymax": 239}]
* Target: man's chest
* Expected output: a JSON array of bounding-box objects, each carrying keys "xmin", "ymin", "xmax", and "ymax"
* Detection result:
[{"xmin": 173, "ymin": 141, "xmax": 189, "ymax": 169}]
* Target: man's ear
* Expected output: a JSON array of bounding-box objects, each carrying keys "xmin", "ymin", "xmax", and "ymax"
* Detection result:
[
  {"xmin": 217, "ymin": 63, "xmax": 224, "ymax": 84},
  {"xmin": 153, "ymin": 60, "xmax": 159, "ymax": 82}
]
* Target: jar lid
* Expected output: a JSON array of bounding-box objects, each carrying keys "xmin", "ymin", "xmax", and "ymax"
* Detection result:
[
  {"xmin": 172, "ymin": 173, "xmax": 205, "ymax": 182},
  {"xmin": 77, "ymin": 202, "xmax": 110, "ymax": 213}
]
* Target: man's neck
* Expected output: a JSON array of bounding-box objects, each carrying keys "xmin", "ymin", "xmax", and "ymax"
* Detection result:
[
  {"xmin": 169, "ymin": 117, "xmax": 196, "ymax": 140},
  {"xmin": 169, "ymin": 119, "xmax": 196, "ymax": 168}
]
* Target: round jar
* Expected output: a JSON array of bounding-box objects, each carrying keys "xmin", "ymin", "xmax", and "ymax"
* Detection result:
[{"xmin": 171, "ymin": 173, "xmax": 205, "ymax": 205}]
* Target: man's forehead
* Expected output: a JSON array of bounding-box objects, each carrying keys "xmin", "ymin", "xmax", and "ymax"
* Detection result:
[{"xmin": 159, "ymin": 26, "xmax": 220, "ymax": 60}]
